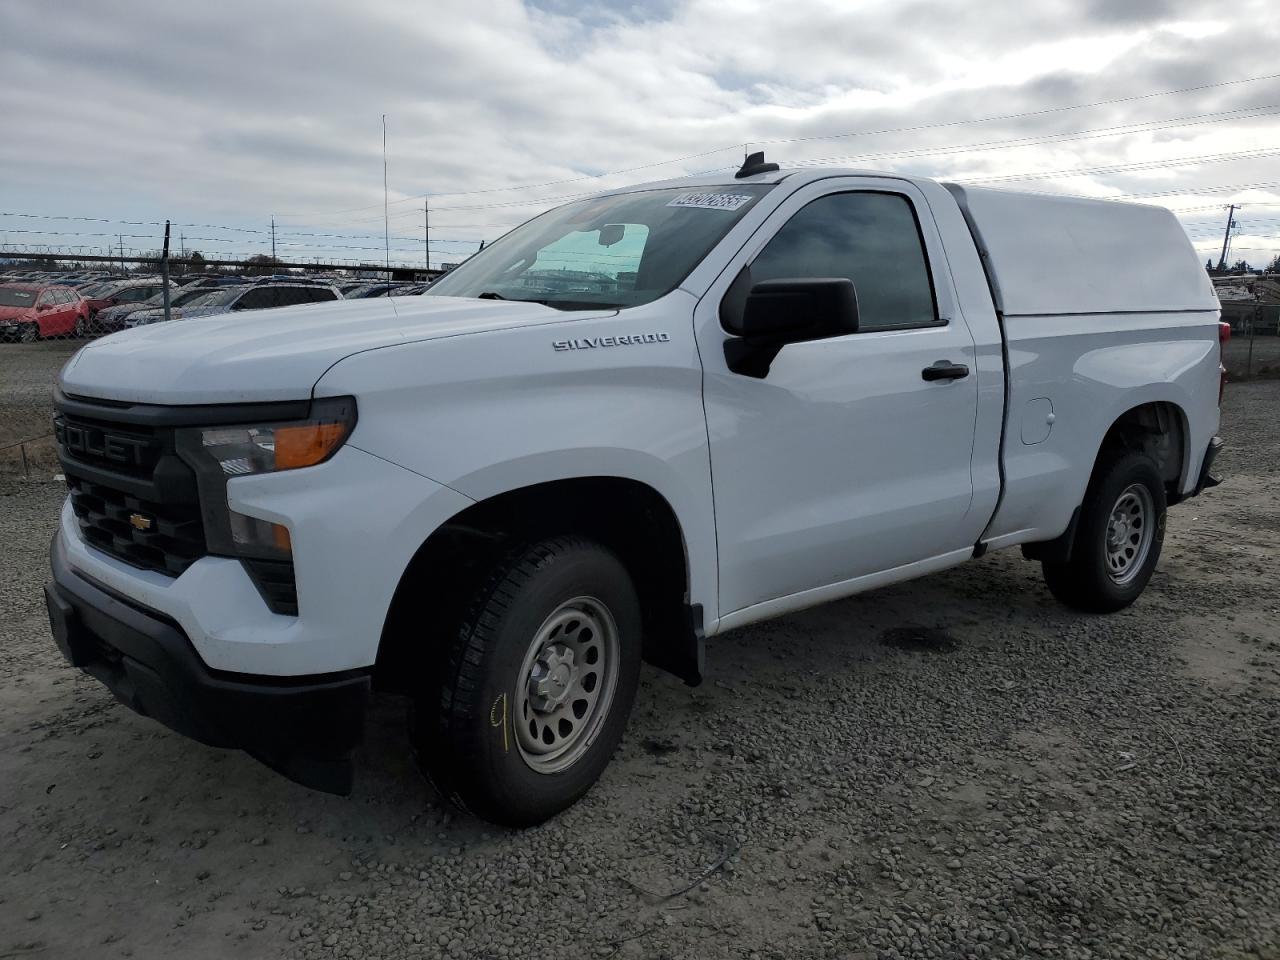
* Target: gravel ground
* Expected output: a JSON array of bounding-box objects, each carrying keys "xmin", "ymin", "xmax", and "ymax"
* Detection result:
[
  {"xmin": 0, "ymin": 373, "xmax": 1277, "ymax": 960},
  {"xmin": 1224, "ymin": 334, "xmax": 1280, "ymax": 380},
  {"xmin": 0, "ymin": 340, "xmax": 75, "ymax": 473}
]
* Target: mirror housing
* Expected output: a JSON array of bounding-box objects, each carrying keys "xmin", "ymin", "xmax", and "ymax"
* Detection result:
[
  {"xmin": 722, "ymin": 276, "xmax": 859, "ymax": 378},
  {"xmin": 597, "ymin": 223, "xmax": 626, "ymax": 247}
]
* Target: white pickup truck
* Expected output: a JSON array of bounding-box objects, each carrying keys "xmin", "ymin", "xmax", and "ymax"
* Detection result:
[{"xmin": 45, "ymin": 154, "xmax": 1225, "ymax": 826}]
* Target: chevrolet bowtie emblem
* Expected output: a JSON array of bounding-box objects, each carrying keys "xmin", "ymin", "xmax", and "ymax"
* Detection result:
[{"xmin": 129, "ymin": 512, "xmax": 154, "ymax": 532}]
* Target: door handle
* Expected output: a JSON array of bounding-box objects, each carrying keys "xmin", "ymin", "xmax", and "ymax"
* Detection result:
[{"xmin": 921, "ymin": 360, "xmax": 969, "ymax": 382}]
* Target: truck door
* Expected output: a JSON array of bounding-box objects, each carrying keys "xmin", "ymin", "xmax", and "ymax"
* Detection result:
[{"xmin": 696, "ymin": 178, "xmax": 984, "ymax": 617}]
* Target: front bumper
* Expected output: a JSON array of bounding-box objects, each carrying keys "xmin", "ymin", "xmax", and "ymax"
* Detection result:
[{"xmin": 46, "ymin": 532, "xmax": 370, "ymax": 794}]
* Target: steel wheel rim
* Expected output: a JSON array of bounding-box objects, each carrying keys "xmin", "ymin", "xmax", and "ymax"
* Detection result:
[
  {"xmin": 1104, "ymin": 483, "xmax": 1154, "ymax": 585},
  {"xmin": 514, "ymin": 596, "xmax": 620, "ymax": 774}
]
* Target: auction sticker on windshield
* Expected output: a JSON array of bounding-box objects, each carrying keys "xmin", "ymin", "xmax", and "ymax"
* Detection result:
[{"xmin": 667, "ymin": 193, "xmax": 755, "ymax": 211}]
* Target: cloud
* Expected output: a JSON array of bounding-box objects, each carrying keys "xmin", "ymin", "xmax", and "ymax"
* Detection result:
[{"xmin": 1, "ymin": 0, "xmax": 1278, "ymax": 265}]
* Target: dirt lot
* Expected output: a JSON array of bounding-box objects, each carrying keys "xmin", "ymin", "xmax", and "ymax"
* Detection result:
[
  {"xmin": 1, "ymin": 346, "xmax": 1277, "ymax": 960},
  {"xmin": 1224, "ymin": 332, "xmax": 1280, "ymax": 379}
]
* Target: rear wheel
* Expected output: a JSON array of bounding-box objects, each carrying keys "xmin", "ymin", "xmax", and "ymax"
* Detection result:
[
  {"xmin": 412, "ymin": 536, "xmax": 642, "ymax": 826},
  {"xmin": 1042, "ymin": 451, "xmax": 1166, "ymax": 612}
]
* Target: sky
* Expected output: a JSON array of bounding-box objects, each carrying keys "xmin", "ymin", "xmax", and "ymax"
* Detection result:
[{"xmin": 2, "ymin": 0, "xmax": 1279, "ymax": 270}]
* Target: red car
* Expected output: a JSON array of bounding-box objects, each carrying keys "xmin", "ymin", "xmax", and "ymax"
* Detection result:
[{"xmin": 0, "ymin": 284, "xmax": 89, "ymax": 341}]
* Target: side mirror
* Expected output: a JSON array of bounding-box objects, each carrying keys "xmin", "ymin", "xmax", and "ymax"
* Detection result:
[{"xmin": 722, "ymin": 276, "xmax": 859, "ymax": 378}]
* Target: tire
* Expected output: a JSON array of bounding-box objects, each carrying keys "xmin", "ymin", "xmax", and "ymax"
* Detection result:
[
  {"xmin": 18, "ymin": 322, "xmax": 39, "ymax": 343},
  {"xmin": 74, "ymin": 314, "xmax": 88, "ymax": 338},
  {"xmin": 1042, "ymin": 451, "xmax": 1166, "ymax": 613},
  {"xmin": 412, "ymin": 536, "xmax": 642, "ymax": 827}
]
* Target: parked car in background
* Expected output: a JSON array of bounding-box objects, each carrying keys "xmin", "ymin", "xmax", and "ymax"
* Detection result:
[
  {"xmin": 342, "ymin": 282, "xmax": 411, "ymax": 299},
  {"xmin": 88, "ymin": 285, "xmax": 225, "ymax": 337},
  {"xmin": 122, "ymin": 281, "xmax": 341, "ymax": 327},
  {"xmin": 0, "ymin": 283, "xmax": 88, "ymax": 341},
  {"xmin": 80, "ymin": 278, "xmax": 177, "ymax": 323}
]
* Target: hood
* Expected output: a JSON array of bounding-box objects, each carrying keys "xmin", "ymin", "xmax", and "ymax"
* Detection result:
[
  {"xmin": 0, "ymin": 306, "xmax": 35, "ymax": 322},
  {"xmin": 59, "ymin": 295, "xmax": 611, "ymax": 404}
]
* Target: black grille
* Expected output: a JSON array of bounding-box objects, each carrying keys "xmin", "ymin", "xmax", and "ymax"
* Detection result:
[
  {"xmin": 55, "ymin": 402, "xmax": 207, "ymax": 578},
  {"xmin": 66, "ymin": 475, "xmax": 206, "ymax": 576}
]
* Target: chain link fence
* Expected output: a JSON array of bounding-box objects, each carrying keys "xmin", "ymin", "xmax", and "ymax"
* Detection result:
[
  {"xmin": 1221, "ymin": 299, "xmax": 1280, "ymax": 380},
  {"xmin": 3, "ymin": 258, "xmax": 1276, "ymax": 479},
  {"xmin": 0, "ymin": 248, "xmax": 444, "ymax": 480},
  {"xmin": 0, "ymin": 256, "xmax": 441, "ymax": 348}
]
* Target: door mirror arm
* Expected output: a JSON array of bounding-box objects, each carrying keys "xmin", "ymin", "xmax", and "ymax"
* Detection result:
[{"xmin": 721, "ymin": 275, "xmax": 859, "ymax": 378}]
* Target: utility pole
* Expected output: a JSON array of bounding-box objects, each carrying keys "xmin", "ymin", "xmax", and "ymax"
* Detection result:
[
  {"xmin": 424, "ymin": 198, "xmax": 430, "ymax": 271},
  {"xmin": 382, "ymin": 114, "xmax": 390, "ymax": 278},
  {"xmin": 1216, "ymin": 203, "xmax": 1238, "ymax": 272},
  {"xmin": 118, "ymin": 235, "xmax": 125, "ymax": 274},
  {"xmin": 271, "ymin": 216, "xmax": 277, "ymax": 261}
]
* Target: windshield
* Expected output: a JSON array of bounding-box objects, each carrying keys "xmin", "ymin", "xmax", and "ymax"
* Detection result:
[
  {"xmin": 183, "ymin": 288, "xmax": 242, "ymax": 309},
  {"xmin": 426, "ymin": 185, "xmax": 773, "ymax": 310},
  {"xmin": 172, "ymin": 287, "xmax": 215, "ymax": 306},
  {"xmin": 0, "ymin": 288, "xmax": 36, "ymax": 307}
]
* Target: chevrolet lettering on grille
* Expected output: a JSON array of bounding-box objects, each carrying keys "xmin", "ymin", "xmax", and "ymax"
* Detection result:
[{"xmin": 54, "ymin": 418, "xmax": 150, "ymax": 467}]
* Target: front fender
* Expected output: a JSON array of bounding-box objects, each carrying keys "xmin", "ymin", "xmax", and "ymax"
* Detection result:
[{"xmin": 314, "ymin": 295, "xmax": 719, "ymax": 624}]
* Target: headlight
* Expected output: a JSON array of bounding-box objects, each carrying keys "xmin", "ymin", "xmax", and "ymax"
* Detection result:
[{"xmin": 177, "ymin": 396, "xmax": 357, "ymax": 559}]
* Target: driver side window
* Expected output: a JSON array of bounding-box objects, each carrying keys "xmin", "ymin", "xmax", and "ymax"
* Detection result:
[{"xmin": 750, "ymin": 191, "xmax": 939, "ymax": 331}]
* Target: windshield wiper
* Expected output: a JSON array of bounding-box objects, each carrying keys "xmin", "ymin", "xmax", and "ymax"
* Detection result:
[
  {"xmin": 472, "ymin": 291, "xmax": 620, "ymax": 311},
  {"xmin": 540, "ymin": 300, "xmax": 624, "ymax": 311}
]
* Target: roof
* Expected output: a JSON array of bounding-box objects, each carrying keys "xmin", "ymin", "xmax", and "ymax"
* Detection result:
[{"xmin": 605, "ymin": 166, "xmax": 912, "ymax": 196}]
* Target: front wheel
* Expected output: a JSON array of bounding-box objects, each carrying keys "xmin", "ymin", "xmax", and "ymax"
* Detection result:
[
  {"xmin": 1042, "ymin": 451, "xmax": 1166, "ymax": 613},
  {"xmin": 412, "ymin": 536, "xmax": 642, "ymax": 827},
  {"xmin": 18, "ymin": 322, "xmax": 39, "ymax": 343}
]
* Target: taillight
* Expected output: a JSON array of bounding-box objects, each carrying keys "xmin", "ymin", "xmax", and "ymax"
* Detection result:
[{"xmin": 1218, "ymin": 322, "xmax": 1230, "ymax": 405}]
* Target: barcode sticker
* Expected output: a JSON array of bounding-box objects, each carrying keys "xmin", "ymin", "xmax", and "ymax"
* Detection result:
[{"xmin": 667, "ymin": 193, "xmax": 754, "ymax": 211}]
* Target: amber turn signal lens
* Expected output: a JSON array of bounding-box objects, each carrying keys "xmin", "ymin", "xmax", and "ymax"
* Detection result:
[
  {"xmin": 274, "ymin": 422, "xmax": 349, "ymax": 470},
  {"xmin": 271, "ymin": 523, "xmax": 292, "ymax": 553}
]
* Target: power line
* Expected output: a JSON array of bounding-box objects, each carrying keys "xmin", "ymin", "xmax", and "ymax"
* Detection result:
[
  {"xmin": 326, "ymin": 122, "xmax": 1280, "ymax": 220},
  {"xmin": 272, "ymin": 69, "xmax": 1280, "ymax": 217},
  {"xmin": 10, "ymin": 98, "xmax": 1277, "ymax": 238},
  {"xmin": 953, "ymin": 147, "xmax": 1280, "ymax": 186},
  {"xmin": 773, "ymin": 104, "xmax": 1280, "ymax": 170}
]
